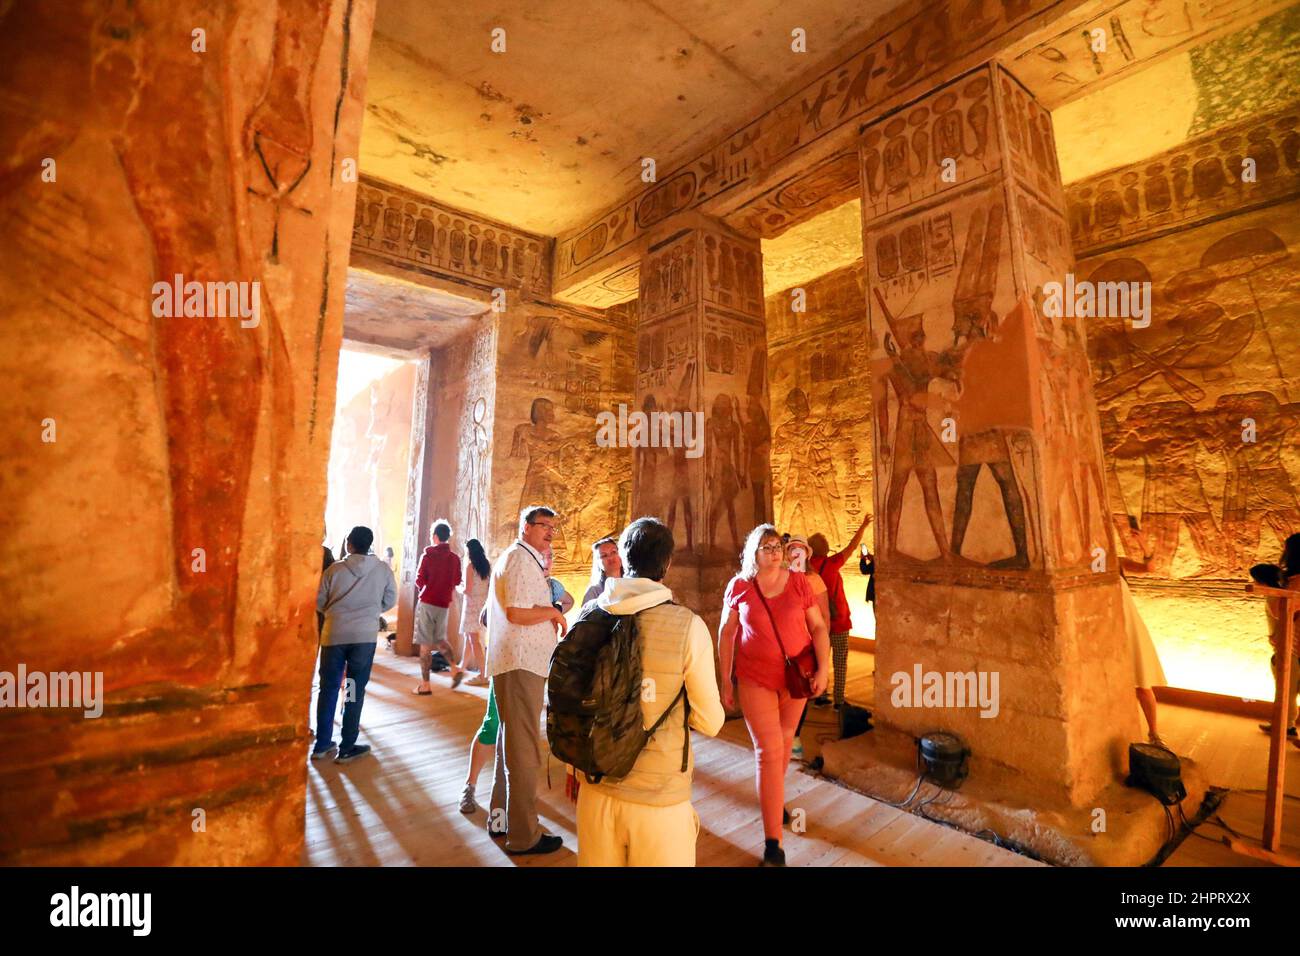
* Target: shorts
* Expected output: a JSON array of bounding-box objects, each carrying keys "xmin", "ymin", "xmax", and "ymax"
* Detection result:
[
  {"xmin": 415, "ymin": 603, "xmax": 449, "ymax": 647},
  {"xmin": 476, "ymin": 686, "xmax": 499, "ymax": 746}
]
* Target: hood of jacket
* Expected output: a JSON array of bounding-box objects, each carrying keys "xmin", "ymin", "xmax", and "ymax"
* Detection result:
[
  {"xmin": 596, "ymin": 576, "xmax": 674, "ymax": 616},
  {"xmin": 340, "ymin": 552, "xmax": 381, "ymax": 577}
]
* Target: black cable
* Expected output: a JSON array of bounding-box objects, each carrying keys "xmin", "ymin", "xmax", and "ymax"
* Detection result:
[{"xmin": 875, "ymin": 772, "xmax": 926, "ymax": 809}]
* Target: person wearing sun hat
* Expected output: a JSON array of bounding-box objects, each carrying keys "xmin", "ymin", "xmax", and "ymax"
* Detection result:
[{"xmin": 785, "ymin": 535, "xmax": 829, "ymax": 634}]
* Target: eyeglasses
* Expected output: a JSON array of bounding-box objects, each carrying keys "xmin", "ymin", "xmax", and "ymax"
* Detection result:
[
  {"xmin": 529, "ymin": 520, "xmax": 557, "ymax": 531},
  {"xmin": 758, "ymin": 544, "xmax": 784, "ymax": 555}
]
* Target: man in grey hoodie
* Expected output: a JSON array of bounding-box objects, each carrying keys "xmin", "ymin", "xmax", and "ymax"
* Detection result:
[{"xmin": 314, "ymin": 525, "xmax": 397, "ymax": 764}]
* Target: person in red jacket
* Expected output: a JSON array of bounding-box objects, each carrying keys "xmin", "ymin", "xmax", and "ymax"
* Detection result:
[
  {"xmin": 414, "ymin": 520, "xmax": 464, "ymax": 693},
  {"xmin": 808, "ymin": 512, "xmax": 871, "ymax": 708}
]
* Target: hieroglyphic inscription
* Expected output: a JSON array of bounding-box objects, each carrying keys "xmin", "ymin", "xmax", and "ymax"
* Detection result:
[
  {"xmin": 1005, "ymin": 0, "xmax": 1295, "ymax": 108},
  {"xmin": 353, "ymin": 175, "xmax": 552, "ymax": 299},
  {"xmin": 861, "ymin": 70, "xmax": 1001, "ymax": 221},
  {"xmin": 555, "ymin": 0, "xmax": 1077, "ymax": 289},
  {"xmin": 1065, "ymin": 102, "xmax": 1300, "ymax": 253}
]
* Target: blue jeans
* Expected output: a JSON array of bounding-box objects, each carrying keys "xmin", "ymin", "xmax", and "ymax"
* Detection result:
[{"xmin": 315, "ymin": 642, "xmax": 376, "ymax": 751}]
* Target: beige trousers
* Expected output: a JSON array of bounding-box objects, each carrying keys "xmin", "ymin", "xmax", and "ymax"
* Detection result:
[
  {"xmin": 489, "ymin": 668, "xmax": 546, "ymax": 851},
  {"xmin": 576, "ymin": 785, "xmax": 699, "ymax": 867}
]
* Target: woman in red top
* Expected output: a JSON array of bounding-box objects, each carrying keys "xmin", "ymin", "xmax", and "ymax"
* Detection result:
[{"xmin": 719, "ymin": 524, "xmax": 830, "ymax": 866}]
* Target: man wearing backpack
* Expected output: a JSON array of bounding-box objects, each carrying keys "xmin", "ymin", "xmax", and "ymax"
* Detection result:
[
  {"xmin": 575, "ymin": 517, "xmax": 725, "ymax": 866},
  {"xmin": 485, "ymin": 505, "xmax": 569, "ymax": 855}
]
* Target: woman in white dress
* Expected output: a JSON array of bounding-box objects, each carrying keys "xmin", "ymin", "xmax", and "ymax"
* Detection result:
[
  {"xmin": 1119, "ymin": 550, "xmax": 1167, "ymax": 747},
  {"xmin": 457, "ymin": 539, "xmax": 492, "ymax": 687}
]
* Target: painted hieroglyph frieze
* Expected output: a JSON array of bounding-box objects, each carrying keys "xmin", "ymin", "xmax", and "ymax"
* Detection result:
[
  {"xmin": 860, "ymin": 68, "xmax": 1002, "ymax": 222},
  {"xmin": 1065, "ymin": 102, "xmax": 1300, "ymax": 253},
  {"xmin": 555, "ymin": 0, "xmax": 1069, "ymax": 285},
  {"xmin": 1006, "ymin": 0, "xmax": 1295, "ymax": 108},
  {"xmin": 353, "ymin": 175, "xmax": 552, "ymax": 299}
]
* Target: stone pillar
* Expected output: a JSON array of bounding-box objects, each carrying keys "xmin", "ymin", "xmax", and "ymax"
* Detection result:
[
  {"xmin": 395, "ymin": 352, "xmax": 434, "ymax": 657},
  {"xmin": 633, "ymin": 213, "xmax": 773, "ymax": 621},
  {"xmin": 859, "ymin": 63, "xmax": 1139, "ymax": 807},
  {"xmin": 0, "ymin": 0, "xmax": 375, "ymax": 863}
]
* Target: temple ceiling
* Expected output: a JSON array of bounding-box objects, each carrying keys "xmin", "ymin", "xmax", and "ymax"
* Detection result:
[{"xmin": 360, "ymin": 0, "xmax": 904, "ymax": 235}]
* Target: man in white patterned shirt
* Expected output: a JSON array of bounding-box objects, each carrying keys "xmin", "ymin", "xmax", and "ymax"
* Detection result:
[{"xmin": 485, "ymin": 505, "xmax": 569, "ymax": 854}]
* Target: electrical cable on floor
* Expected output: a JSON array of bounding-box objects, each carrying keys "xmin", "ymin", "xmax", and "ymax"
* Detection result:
[
  {"xmin": 874, "ymin": 771, "xmax": 926, "ymax": 809},
  {"xmin": 1140, "ymin": 786, "xmax": 1228, "ymax": 866},
  {"xmin": 906, "ymin": 783, "xmax": 1047, "ymax": 862}
]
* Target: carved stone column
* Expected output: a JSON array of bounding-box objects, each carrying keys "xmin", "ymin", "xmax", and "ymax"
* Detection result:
[
  {"xmin": 0, "ymin": 0, "xmax": 375, "ymax": 863},
  {"xmin": 632, "ymin": 213, "xmax": 773, "ymax": 621},
  {"xmin": 860, "ymin": 63, "xmax": 1139, "ymax": 806}
]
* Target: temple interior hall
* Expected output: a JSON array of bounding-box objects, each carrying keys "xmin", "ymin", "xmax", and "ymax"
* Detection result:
[{"xmin": 4, "ymin": 0, "xmax": 1300, "ymax": 870}]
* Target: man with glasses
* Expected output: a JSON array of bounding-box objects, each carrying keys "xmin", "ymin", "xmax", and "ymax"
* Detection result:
[{"xmin": 485, "ymin": 505, "xmax": 569, "ymax": 854}]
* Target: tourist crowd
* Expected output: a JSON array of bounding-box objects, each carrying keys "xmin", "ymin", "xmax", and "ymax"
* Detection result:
[{"xmin": 311, "ymin": 504, "xmax": 1300, "ymax": 867}]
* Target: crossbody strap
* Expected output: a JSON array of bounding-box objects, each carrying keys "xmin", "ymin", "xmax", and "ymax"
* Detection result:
[{"xmin": 754, "ymin": 581, "xmax": 795, "ymax": 665}]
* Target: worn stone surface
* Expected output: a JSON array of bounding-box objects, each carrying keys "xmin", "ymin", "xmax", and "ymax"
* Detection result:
[
  {"xmin": 0, "ymin": 0, "xmax": 375, "ymax": 863},
  {"xmin": 822, "ymin": 723, "xmax": 1210, "ymax": 866},
  {"xmin": 859, "ymin": 64, "xmax": 1139, "ymax": 806},
  {"xmin": 765, "ymin": 264, "xmax": 876, "ymax": 584},
  {"xmin": 628, "ymin": 214, "xmax": 774, "ymax": 619}
]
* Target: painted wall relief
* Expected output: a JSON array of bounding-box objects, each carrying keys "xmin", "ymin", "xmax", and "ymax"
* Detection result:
[
  {"xmin": 702, "ymin": 233, "xmax": 764, "ymax": 317},
  {"xmin": 1081, "ymin": 199, "xmax": 1300, "ymax": 580},
  {"xmin": 633, "ymin": 351, "xmax": 700, "ymax": 552},
  {"xmin": 1006, "ymin": 0, "xmax": 1293, "ymax": 108},
  {"xmin": 861, "ymin": 68, "xmax": 1001, "ymax": 221},
  {"xmin": 639, "ymin": 232, "xmax": 699, "ymax": 322},
  {"xmin": 491, "ymin": 307, "xmax": 634, "ymax": 574},
  {"xmin": 999, "ymin": 72, "xmax": 1065, "ymax": 206},
  {"xmin": 727, "ymin": 152, "xmax": 862, "ymax": 239},
  {"xmin": 630, "ymin": 225, "xmax": 771, "ymax": 564},
  {"xmin": 561, "ymin": 261, "xmax": 642, "ymax": 310},
  {"xmin": 353, "ymin": 176, "xmax": 552, "ymax": 299},
  {"xmin": 867, "ymin": 186, "xmax": 1046, "ymax": 572},
  {"xmin": 767, "ymin": 265, "xmax": 875, "ymax": 546},
  {"xmin": 702, "ymin": 309, "xmax": 770, "ymax": 555},
  {"xmin": 1065, "ymin": 103, "xmax": 1300, "ymax": 252},
  {"xmin": 453, "ymin": 325, "xmax": 496, "ymax": 546},
  {"xmin": 555, "ymin": 0, "xmax": 1066, "ymax": 286},
  {"xmin": 1014, "ymin": 184, "xmax": 1113, "ymax": 574}
]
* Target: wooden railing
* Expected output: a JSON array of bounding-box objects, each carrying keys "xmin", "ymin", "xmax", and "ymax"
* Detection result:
[{"xmin": 1239, "ymin": 582, "xmax": 1298, "ymax": 864}]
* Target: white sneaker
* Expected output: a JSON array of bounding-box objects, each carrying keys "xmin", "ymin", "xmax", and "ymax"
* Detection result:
[{"xmin": 459, "ymin": 785, "xmax": 478, "ymax": 814}]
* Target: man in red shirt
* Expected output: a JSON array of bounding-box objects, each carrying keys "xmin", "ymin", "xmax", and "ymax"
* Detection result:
[
  {"xmin": 808, "ymin": 512, "xmax": 871, "ymax": 708},
  {"xmin": 414, "ymin": 520, "xmax": 464, "ymax": 693}
]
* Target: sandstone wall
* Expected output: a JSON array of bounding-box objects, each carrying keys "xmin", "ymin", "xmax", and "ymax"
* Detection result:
[
  {"xmin": 488, "ymin": 302, "xmax": 635, "ymax": 600},
  {"xmin": 765, "ymin": 264, "xmax": 877, "ymax": 633},
  {"xmin": 1070, "ymin": 102, "xmax": 1300, "ymax": 698},
  {"xmin": 0, "ymin": 0, "xmax": 375, "ymax": 863}
]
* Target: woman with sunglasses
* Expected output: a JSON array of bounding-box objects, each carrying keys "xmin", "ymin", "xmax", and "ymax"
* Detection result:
[{"xmin": 718, "ymin": 524, "xmax": 830, "ymax": 866}]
